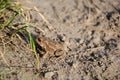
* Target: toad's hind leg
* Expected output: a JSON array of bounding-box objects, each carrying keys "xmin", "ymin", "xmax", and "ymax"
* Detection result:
[{"xmin": 54, "ymin": 49, "xmax": 65, "ymax": 58}]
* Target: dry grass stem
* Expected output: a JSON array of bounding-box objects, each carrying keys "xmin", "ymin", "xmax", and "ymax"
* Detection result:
[
  {"xmin": 0, "ymin": 39, "xmax": 9, "ymax": 67},
  {"xmin": 23, "ymin": 0, "xmax": 53, "ymax": 31},
  {"xmin": 0, "ymin": 51, "xmax": 9, "ymax": 66}
]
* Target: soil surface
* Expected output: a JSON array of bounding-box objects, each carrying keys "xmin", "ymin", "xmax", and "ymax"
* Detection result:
[{"xmin": 0, "ymin": 0, "xmax": 120, "ymax": 80}]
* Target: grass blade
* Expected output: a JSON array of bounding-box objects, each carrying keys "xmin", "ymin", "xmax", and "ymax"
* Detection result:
[
  {"xmin": 0, "ymin": 12, "xmax": 18, "ymax": 30},
  {"xmin": 25, "ymin": 29, "xmax": 40, "ymax": 69}
]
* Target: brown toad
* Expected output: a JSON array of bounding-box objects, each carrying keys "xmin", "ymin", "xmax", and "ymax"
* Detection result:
[{"xmin": 36, "ymin": 35, "xmax": 65, "ymax": 58}]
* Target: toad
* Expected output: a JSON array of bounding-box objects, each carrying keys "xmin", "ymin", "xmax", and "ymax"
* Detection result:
[{"xmin": 36, "ymin": 35, "xmax": 66, "ymax": 58}]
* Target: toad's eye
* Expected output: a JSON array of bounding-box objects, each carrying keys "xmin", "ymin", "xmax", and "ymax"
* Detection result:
[{"xmin": 38, "ymin": 38, "xmax": 41, "ymax": 42}]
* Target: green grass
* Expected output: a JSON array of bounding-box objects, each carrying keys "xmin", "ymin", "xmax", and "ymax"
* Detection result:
[
  {"xmin": 13, "ymin": 26, "xmax": 40, "ymax": 68},
  {"xmin": 0, "ymin": 0, "xmax": 40, "ymax": 68},
  {"xmin": 0, "ymin": 0, "xmax": 20, "ymax": 30},
  {"xmin": 25, "ymin": 29, "xmax": 40, "ymax": 68}
]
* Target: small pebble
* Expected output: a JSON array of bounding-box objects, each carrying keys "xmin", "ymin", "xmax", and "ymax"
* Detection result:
[{"xmin": 45, "ymin": 72, "xmax": 54, "ymax": 79}]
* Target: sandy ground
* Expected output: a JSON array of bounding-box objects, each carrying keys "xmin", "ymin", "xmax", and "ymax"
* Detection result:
[{"xmin": 0, "ymin": 0, "xmax": 120, "ymax": 80}]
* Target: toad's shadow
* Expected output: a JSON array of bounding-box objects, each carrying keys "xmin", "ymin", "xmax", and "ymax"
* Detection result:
[{"xmin": 17, "ymin": 31, "xmax": 45, "ymax": 57}]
